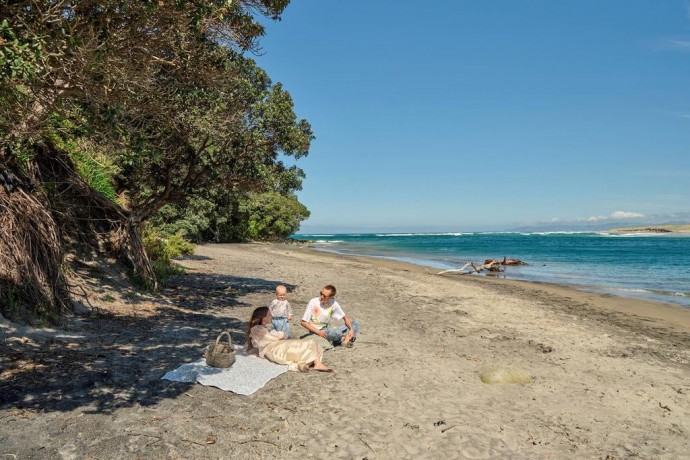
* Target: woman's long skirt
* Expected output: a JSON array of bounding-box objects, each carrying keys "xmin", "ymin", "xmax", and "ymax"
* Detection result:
[{"xmin": 263, "ymin": 339, "xmax": 324, "ymax": 371}]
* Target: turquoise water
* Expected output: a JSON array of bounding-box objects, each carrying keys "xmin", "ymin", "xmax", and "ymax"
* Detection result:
[{"xmin": 293, "ymin": 232, "xmax": 690, "ymax": 307}]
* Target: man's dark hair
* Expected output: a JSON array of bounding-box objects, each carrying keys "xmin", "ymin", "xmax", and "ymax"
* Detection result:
[{"xmin": 324, "ymin": 285, "xmax": 337, "ymax": 296}]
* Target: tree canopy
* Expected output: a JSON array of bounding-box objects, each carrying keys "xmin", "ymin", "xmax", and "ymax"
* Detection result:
[{"xmin": 0, "ymin": 0, "xmax": 313, "ymax": 322}]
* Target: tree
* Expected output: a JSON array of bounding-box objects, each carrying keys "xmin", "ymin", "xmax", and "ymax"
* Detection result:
[
  {"xmin": 244, "ymin": 191, "xmax": 310, "ymax": 240},
  {"xmin": 0, "ymin": 0, "xmax": 310, "ymax": 322},
  {"xmin": 112, "ymin": 54, "xmax": 312, "ymax": 224},
  {"xmin": 149, "ymin": 160, "xmax": 310, "ymax": 242}
]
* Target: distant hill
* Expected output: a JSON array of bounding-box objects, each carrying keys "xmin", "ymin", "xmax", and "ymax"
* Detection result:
[{"xmin": 509, "ymin": 217, "xmax": 690, "ymax": 233}]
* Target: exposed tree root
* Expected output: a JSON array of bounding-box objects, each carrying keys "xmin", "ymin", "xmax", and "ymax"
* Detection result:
[
  {"xmin": 34, "ymin": 143, "xmax": 157, "ymax": 289},
  {"xmin": 0, "ymin": 186, "xmax": 70, "ymax": 323},
  {"xmin": 1, "ymin": 143, "xmax": 156, "ymax": 323}
]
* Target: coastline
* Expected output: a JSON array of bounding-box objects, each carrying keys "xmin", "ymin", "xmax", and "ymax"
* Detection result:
[
  {"xmin": 295, "ymin": 243, "xmax": 690, "ymax": 337},
  {"xmin": 293, "ymin": 232, "xmax": 690, "ymax": 309},
  {"xmin": 2, "ymin": 242, "xmax": 689, "ymax": 458},
  {"xmin": 609, "ymin": 224, "xmax": 690, "ymax": 234}
]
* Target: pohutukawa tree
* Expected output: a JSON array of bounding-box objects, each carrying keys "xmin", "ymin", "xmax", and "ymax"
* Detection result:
[{"xmin": 0, "ymin": 0, "xmax": 312, "ymax": 322}]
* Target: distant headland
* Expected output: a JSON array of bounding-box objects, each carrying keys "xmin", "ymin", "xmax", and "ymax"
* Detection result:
[{"xmin": 609, "ymin": 224, "xmax": 690, "ymax": 234}]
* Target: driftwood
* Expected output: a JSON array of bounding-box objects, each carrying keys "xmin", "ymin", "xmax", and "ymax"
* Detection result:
[
  {"xmin": 427, "ymin": 262, "xmax": 476, "ymax": 276},
  {"xmin": 427, "ymin": 261, "xmax": 502, "ymax": 276},
  {"xmin": 427, "ymin": 257, "xmax": 526, "ymax": 276},
  {"xmin": 484, "ymin": 257, "xmax": 528, "ymax": 266}
]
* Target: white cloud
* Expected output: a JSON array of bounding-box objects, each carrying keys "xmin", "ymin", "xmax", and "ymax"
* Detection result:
[
  {"xmin": 667, "ymin": 39, "xmax": 690, "ymax": 49},
  {"xmin": 650, "ymin": 37, "xmax": 690, "ymax": 52},
  {"xmin": 584, "ymin": 211, "xmax": 644, "ymax": 222},
  {"xmin": 611, "ymin": 211, "xmax": 645, "ymax": 219},
  {"xmin": 652, "ymin": 110, "xmax": 690, "ymax": 121}
]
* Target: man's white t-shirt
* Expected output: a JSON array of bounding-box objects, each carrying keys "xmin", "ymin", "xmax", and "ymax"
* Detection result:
[{"xmin": 302, "ymin": 297, "xmax": 345, "ymax": 330}]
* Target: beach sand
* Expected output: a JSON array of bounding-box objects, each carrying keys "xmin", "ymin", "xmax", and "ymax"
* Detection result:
[{"xmin": 1, "ymin": 242, "xmax": 689, "ymax": 459}]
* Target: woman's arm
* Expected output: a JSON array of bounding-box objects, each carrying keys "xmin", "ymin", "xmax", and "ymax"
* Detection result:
[
  {"xmin": 269, "ymin": 330, "xmax": 286, "ymax": 340},
  {"xmin": 251, "ymin": 325, "xmax": 283, "ymax": 348}
]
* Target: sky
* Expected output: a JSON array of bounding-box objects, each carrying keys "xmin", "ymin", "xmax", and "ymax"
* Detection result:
[{"xmin": 254, "ymin": 1, "xmax": 690, "ymax": 233}]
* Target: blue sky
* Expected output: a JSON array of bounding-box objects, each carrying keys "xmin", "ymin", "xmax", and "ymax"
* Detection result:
[{"xmin": 254, "ymin": 1, "xmax": 690, "ymax": 232}]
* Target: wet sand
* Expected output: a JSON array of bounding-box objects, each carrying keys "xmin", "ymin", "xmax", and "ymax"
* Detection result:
[{"xmin": 1, "ymin": 242, "xmax": 689, "ymax": 458}]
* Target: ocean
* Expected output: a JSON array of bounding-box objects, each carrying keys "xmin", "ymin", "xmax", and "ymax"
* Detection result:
[{"xmin": 292, "ymin": 232, "xmax": 690, "ymax": 307}]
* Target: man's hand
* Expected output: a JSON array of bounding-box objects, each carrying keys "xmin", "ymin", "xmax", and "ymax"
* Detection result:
[{"xmin": 302, "ymin": 320, "xmax": 327, "ymax": 339}]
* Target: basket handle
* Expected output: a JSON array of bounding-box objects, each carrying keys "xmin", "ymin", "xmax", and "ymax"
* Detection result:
[{"xmin": 215, "ymin": 330, "xmax": 232, "ymax": 348}]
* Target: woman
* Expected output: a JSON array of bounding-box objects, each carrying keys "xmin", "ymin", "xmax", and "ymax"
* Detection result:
[{"xmin": 247, "ymin": 307, "xmax": 333, "ymax": 372}]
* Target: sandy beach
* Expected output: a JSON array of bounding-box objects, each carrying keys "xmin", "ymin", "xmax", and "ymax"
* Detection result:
[{"xmin": 2, "ymin": 242, "xmax": 689, "ymax": 459}]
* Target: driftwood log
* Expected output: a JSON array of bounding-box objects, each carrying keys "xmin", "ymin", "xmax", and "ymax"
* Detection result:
[
  {"xmin": 427, "ymin": 257, "xmax": 527, "ymax": 276},
  {"xmin": 484, "ymin": 257, "xmax": 528, "ymax": 266},
  {"xmin": 426, "ymin": 262, "xmax": 500, "ymax": 276}
]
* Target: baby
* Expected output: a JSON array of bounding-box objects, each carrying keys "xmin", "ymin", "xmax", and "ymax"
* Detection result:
[{"xmin": 268, "ymin": 285, "xmax": 293, "ymax": 337}]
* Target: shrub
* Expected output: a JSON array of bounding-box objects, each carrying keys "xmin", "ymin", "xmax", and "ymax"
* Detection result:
[{"xmin": 141, "ymin": 226, "xmax": 195, "ymax": 286}]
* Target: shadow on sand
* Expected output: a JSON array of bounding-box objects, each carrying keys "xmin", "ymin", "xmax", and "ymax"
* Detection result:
[{"xmin": 0, "ymin": 269, "xmax": 295, "ymax": 414}]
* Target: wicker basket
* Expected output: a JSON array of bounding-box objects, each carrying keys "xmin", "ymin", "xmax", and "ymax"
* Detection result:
[{"xmin": 205, "ymin": 331, "xmax": 236, "ymax": 368}]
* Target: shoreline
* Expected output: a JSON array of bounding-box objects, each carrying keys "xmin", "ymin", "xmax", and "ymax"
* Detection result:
[
  {"xmin": 292, "ymin": 231, "xmax": 690, "ymax": 308},
  {"xmin": 304, "ymin": 242, "xmax": 690, "ymax": 306},
  {"xmin": 290, "ymin": 243, "xmax": 690, "ymax": 337}
]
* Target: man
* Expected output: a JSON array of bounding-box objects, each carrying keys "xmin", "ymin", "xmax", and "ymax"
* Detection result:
[{"xmin": 301, "ymin": 285, "xmax": 359, "ymax": 346}]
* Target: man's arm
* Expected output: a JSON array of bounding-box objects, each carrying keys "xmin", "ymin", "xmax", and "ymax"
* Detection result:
[
  {"xmin": 301, "ymin": 320, "xmax": 327, "ymax": 338},
  {"xmin": 342, "ymin": 315, "xmax": 355, "ymax": 341}
]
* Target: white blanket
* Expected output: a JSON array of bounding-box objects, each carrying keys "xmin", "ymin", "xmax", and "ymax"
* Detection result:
[{"xmin": 161, "ymin": 348, "xmax": 288, "ymax": 396}]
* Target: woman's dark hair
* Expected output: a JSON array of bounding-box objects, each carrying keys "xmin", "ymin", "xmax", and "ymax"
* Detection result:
[{"xmin": 246, "ymin": 306, "xmax": 269, "ymax": 352}]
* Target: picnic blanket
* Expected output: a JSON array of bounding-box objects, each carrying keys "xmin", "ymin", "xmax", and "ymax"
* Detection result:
[{"xmin": 161, "ymin": 347, "xmax": 288, "ymax": 396}]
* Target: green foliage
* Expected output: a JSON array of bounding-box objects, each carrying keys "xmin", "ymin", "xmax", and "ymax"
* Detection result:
[
  {"xmin": 152, "ymin": 198, "xmax": 216, "ymax": 242},
  {"xmin": 1, "ymin": 0, "xmax": 313, "ymax": 309},
  {"xmin": 166, "ymin": 232, "xmax": 196, "ymax": 257},
  {"xmin": 244, "ymin": 191, "xmax": 310, "ymax": 240},
  {"xmin": 141, "ymin": 226, "xmax": 195, "ymax": 285},
  {"xmin": 142, "ymin": 227, "xmax": 195, "ymax": 263},
  {"xmin": 149, "ymin": 260, "xmax": 186, "ymax": 288},
  {"xmin": 71, "ymin": 150, "xmax": 118, "ymax": 202},
  {"xmin": 0, "ymin": 18, "xmax": 45, "ymax": 81},
  {"xmin": 2, "ymin": 0, "xmax": 313, "ymax": 225},
  {"xmin": 108, "ymin": 49, "xmax": 313, "ymax": 225},
  {"xmin": 149, "ymin": 187, "xmax": 310, "ymax": 243},
  {"xmin": 13, "ymin": 142, "xmax": 34, "ymax": 167},
  {"xmin": 47, "ymin": 117, "xmax": 119, "ymax": 203}
]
